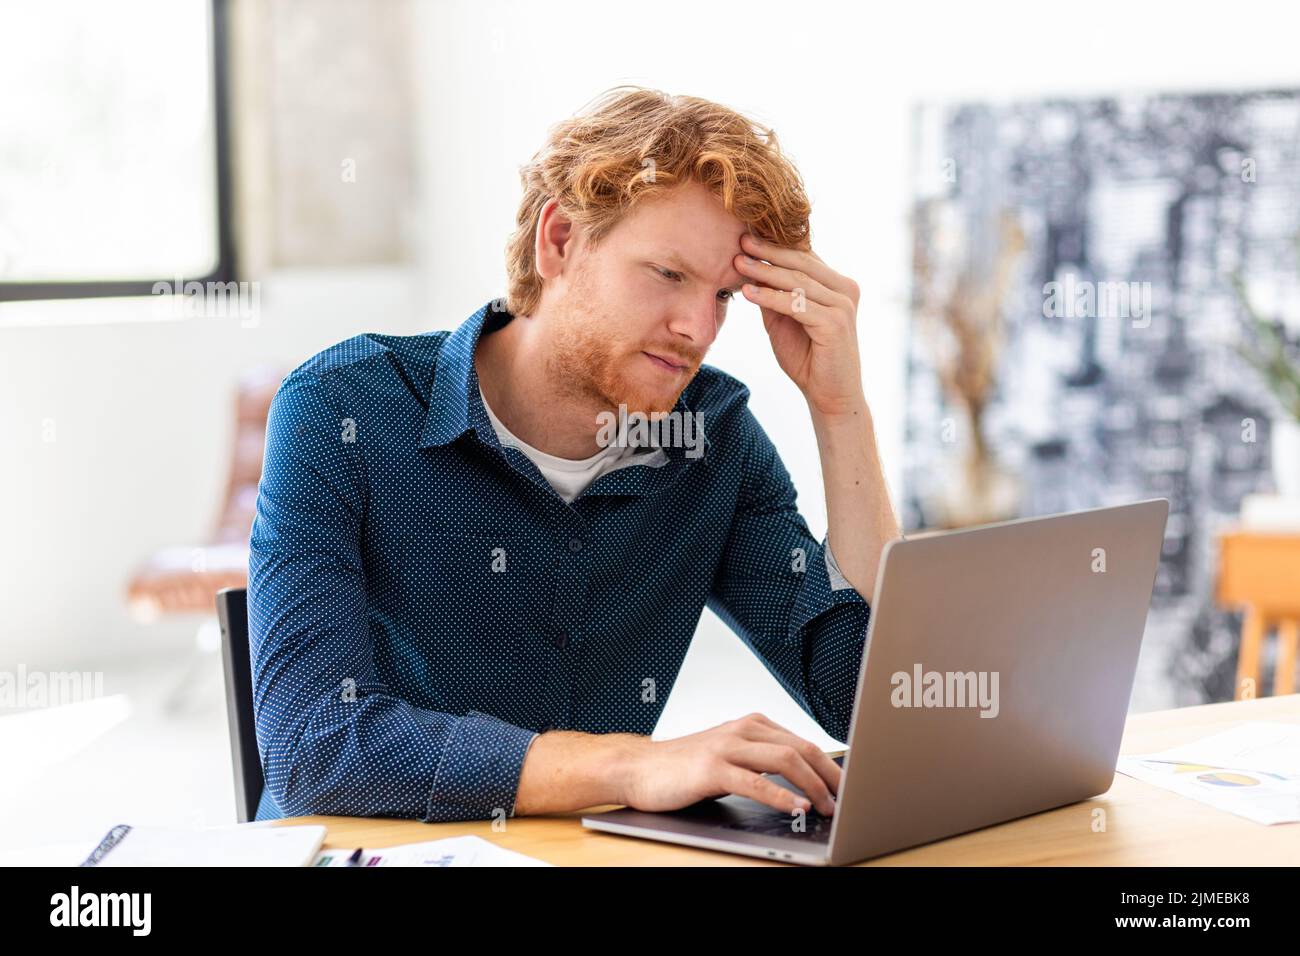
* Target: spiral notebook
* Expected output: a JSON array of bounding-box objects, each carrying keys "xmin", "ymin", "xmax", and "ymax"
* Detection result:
[{"xmin": 79, "ymin": 823, "xmax": 327, "ymax": 867}]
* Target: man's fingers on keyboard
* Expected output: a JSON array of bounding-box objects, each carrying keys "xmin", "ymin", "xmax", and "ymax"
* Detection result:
[
  {"xmin": 736, "ymin": 723, "xmax": 843, "ymax": 797},
  {"xmin": 727, "ymin": 767, "xmax": 812, "ymax": 815},
  {"xmin": 731, "ymin": 742, "xmax": 835, "ymax": 815}
]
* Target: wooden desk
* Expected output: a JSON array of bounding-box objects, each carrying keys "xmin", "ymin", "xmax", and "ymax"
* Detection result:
[{"xmin": 274, "ymin": 694, "xmax": 1300, "ymax": 866}]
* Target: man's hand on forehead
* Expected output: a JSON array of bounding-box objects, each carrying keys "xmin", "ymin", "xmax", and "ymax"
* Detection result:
[{"xmin": 734, "ymin": 232, "xmax": 865, "ymax": 418}]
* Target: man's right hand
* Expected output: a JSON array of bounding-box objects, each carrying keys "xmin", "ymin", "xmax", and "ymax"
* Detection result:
[{"xmin": 619, "ymin": 713, "xmax": 841, "ymax": 817}]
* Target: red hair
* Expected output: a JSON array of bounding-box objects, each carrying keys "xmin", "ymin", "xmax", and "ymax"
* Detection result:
[{"xmin": 505, "ymin": 86, "xmax": 812, "ymax": 317}]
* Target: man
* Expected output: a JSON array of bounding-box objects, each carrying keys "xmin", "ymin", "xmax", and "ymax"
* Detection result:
[{"xmin": 248, "ymin": 86, "xmax": 900, "ymax": 825}]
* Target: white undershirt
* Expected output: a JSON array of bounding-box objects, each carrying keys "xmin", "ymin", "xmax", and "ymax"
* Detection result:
[
  {"xmin": 478, "ymin": 382, "xmax": 854, "ymax": 591},
  {"xmin": 478, "ymin": 383, "xmax": 666, "ymax": 504}
]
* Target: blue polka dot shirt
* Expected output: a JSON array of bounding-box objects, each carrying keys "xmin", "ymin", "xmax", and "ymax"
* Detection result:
[{"xmin": 248, "ymin": 299, "xmax": 872, "ymax": 823}]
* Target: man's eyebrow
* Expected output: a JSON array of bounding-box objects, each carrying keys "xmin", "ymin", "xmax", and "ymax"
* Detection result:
[{"xmin": 659, "ymin": 250, "xmax": 746, "ymax": 291}]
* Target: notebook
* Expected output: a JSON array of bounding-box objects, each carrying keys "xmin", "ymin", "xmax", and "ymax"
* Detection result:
[{"xmin": 79, "ymin": 823, "xmax": 327, "ymax": 866}]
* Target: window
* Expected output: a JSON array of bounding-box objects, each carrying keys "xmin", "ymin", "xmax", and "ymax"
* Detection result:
[{"xmin": 0, "ymin": 0, "xmax": 232, "ymax": 301}]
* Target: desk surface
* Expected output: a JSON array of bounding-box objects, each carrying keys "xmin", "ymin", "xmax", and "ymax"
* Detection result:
[{"xmin": 273, "ymin": 694, "xmax": 1300, "ymax": 865}]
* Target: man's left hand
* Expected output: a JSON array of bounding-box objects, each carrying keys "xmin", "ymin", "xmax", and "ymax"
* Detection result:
[{"xmin": 735, "ymin": 232, "xmax": 866, "ymax": 418}]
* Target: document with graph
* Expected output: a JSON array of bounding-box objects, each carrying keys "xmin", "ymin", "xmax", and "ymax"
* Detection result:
[{"xmin": 1116, "ymin": 721, "xmax": 1300, "ymax": 825}]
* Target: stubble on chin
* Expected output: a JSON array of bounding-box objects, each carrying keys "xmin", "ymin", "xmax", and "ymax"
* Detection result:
[{"xmin": 545, "ymin": 297, "xmax": 685, "ymax": 420}]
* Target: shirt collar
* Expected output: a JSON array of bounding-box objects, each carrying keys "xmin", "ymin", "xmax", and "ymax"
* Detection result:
[
  {"xmin": 420, "ymin": 299, "xmax": 711, "ymax": 463},
  {"xmin": 420, "ymin": 298, "xmax": 509, "ymax": 450}
]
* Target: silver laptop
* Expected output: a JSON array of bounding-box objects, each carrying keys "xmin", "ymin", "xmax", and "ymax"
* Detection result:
[{"xmin": 582, "ymin": 498, "xmax": 1170, "ymax": 865}]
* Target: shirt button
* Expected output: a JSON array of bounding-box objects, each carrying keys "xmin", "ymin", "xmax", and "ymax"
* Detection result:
[
  {"xmin": 567, "ymin": 537, "xmax": 584, "ymax": 553},
  {"xmin": 553, "ymin": 629, "xmax": 569, "ymax": 649}
]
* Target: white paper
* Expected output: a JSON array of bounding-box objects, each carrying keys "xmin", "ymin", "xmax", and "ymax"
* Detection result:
[
  {"xmin": 1116, "ymin": 721, "xmax": 1300, "ymax": 825},
  {"xmin": 312, "ymin": 834, "xmax": 551, "ymax": 867}
]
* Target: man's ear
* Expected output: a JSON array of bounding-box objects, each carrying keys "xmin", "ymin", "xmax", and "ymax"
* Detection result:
[{"xmin": 534, "ymin": 198, "xmax": 576, "ymax": 280}]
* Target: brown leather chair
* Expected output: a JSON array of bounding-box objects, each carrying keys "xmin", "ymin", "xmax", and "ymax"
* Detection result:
[{"xmin": 126, "ymin": 366, "xmax": 284, "ymax": 621}]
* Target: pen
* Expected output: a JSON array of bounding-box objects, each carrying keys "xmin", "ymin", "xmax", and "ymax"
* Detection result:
[{"xmin": 345, "ymin": 847, "xmax": 364, "ymax": 866}]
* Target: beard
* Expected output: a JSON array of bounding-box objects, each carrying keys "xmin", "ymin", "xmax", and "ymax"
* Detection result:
[{"xmin": 543, "ymin": 261, "xmax": 696, "ymax": 419}]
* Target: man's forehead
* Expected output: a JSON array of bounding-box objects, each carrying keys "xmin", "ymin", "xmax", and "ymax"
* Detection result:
[{"xmin": 655, "ymin": 246, "xmax": 747, "ymax": 291}]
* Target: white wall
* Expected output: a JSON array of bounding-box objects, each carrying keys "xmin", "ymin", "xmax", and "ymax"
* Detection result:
[{"xmin": 0, "ymin": 269, "xmax": 418, "ymax": 672}]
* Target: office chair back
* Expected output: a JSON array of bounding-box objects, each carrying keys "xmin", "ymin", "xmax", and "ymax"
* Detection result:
[{"xmin": 216, "ymin": 587, "xmax": 265, "ymax": 823}]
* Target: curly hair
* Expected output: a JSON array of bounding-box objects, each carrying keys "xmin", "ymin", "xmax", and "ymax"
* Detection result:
[{"xmin": 504, "ymin": 86, "xmax": 813, "ymax": 317}]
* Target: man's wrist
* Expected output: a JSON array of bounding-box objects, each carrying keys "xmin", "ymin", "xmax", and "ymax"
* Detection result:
[
  {"xmin": 808, "ymin": 394, "xmax": 872, "ymax": 431},
  {"xmin": 514, "ymin": 729, "xmax": 651, "ymax": 815},
  {"xmin": 609, "ymin": 732, "xmax": 652, "ymax": 807}
]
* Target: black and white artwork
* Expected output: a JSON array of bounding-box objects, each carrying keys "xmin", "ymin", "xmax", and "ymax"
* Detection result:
[{"xmin": 904, "ymin": 90, "xmax": 1300, "ymax": 709}]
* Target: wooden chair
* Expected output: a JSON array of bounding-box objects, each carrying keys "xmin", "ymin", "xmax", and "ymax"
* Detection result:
[{"xmin": 1216, "ymin": 530, "xmax": 1300, "ymax": 699}]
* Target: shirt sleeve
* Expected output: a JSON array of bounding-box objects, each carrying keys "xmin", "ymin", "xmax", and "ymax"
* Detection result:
[
  {"xmin": 248, "ymin": 369, "xmax": 539, "ymax": 822},
  {"xmin": 705, "ymin": 404, "xmax": 872, "ymax": 744}
]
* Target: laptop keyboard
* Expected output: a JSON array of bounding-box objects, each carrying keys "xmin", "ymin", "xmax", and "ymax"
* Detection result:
[
  {"xmin": 690, "ymin": 754, "xmax": 845, "ymax": 842},
  {"xmin": 720, "ymin": 810, "xmax": 835, "ymax": 840}
]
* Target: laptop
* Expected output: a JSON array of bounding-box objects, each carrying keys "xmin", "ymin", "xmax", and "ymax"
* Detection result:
[{"xmin": 582, "ymin": 498, "xmax": 1170, "ymax": 865}]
